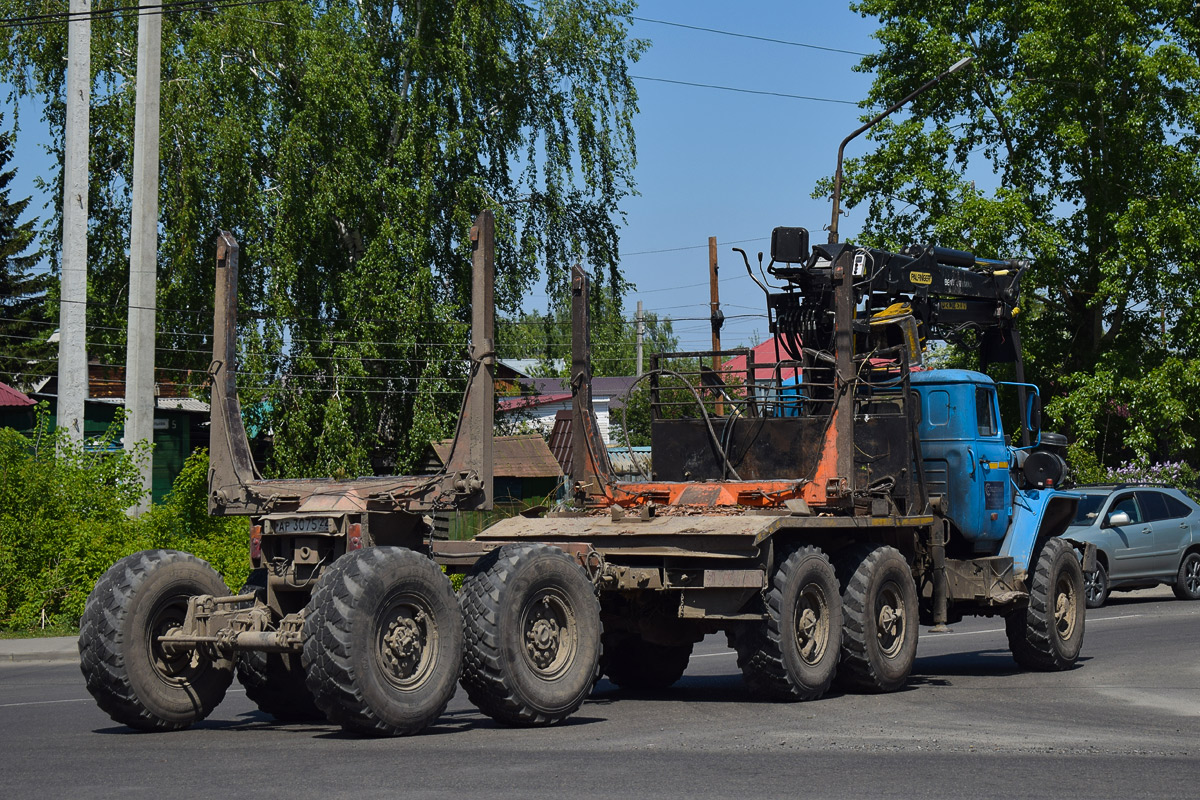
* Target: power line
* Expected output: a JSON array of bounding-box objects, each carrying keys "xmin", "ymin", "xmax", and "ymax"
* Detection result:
[
  {"xmin": 0, "ymin": 0, "xmax": 288, "ymax": 29},
  {"xmin": 630, "ymin": 75, "xmax": 860, "ymax": 106},
  {"xmin": 628, "ymin": 15, "xmax": 873, "ymax": 57},
  {"xmin": 620, "ymin": 236, "xmax": 768, "ymax": 257}
]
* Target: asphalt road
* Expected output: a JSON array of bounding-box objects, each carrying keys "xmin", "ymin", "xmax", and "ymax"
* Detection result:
[{"xmin": 2, "ymin": 589, "xmax": 1197, "ymax": 799}]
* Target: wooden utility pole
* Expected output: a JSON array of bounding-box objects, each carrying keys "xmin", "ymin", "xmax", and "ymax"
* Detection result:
[
  {"xmin": 57, "ymin": 0, "xmax": 91, "ymax": 445},
  {"xmin": 708, "ymin": 236, "xmax": 724, "ymax": 415},
  {"xmin": 124, "ymin": 0, "xmax": 163, "ymax": 514}
]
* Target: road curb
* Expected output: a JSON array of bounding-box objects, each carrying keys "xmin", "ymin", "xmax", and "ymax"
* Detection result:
[{"xmin": 0, "ymin": 637, "xmax": 80, "ymax": 666}]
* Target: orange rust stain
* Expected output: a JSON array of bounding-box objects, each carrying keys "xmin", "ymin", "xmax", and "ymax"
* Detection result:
[
  {"xmin": 803, "ymin": 406, "xmax": 841, "ymax": 506},
  {"xmin": 605, "ymin": 480, "xmax": 807, "ymax": 509}
]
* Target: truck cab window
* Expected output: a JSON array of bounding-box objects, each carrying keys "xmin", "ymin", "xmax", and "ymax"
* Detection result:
[{"xmin": 975, "ymin": 387, "xmax": 998, "ymax": 437}]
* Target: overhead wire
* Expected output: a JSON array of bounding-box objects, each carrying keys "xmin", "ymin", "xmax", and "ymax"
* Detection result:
[
  {"xmin": 630, "ymin": 15, "xmax": 869, "ymax": 58},
  {"xmin": 0, "ymin": 0, "xmax": 290, "ymax": 29}
]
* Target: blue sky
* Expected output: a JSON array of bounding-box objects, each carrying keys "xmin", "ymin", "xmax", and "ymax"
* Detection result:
[
  {"xmin": 588, "ymin": 2, "xmax": 881, "ymax": 351},
  {"xmin": 4, "ymin": 1, "xmax": 884, "ymax": 352}
]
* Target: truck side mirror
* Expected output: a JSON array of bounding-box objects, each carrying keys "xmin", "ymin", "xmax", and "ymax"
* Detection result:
[
  {"xmin": 1105, "ymin": 510, "xmax": 1131, "ymax": 527},
  {"xmin": 1027, "ymin": 394, "xmax": 1042, "ymax": 440},
  {"xmin": 771, "ymin": 227, "xmax": 810, "ymax": 264}
]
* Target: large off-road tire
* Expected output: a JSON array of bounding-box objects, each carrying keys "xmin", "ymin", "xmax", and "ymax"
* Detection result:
[
  {"xmin": 834, "ymin": 544, "xmax": 919, "ymax": 693},
  {"xmin": 735, "ymin": 545, "xmax": 841, "ymax": 701},
  {"xmin": 235, "ymin": 569, "xmax": 322, "ymax": 722},
  {"xmin": 460, "ymin": 543, "xmax": 601, "ymax": 726},
  {"xmin": 1006, "ymin": 537, "xmax": 1085, "ymax": 671},
  {"xmin": 301, "ymin": 547, "xmax": 463, "ymax": 736},
  {"xmin": 602, "ymin": 634, "xmax": 693, "ymax": 690},
  {"xmin": 78, "ymin": 549, "xmax": 235, "ymax": 731},
  {"xmin": 1172, "ymin": 551, "xmax": 1200, "ymax": 601},
  {"xmin": 1084, "ymin": 561, "xmax": 1110, "ymax": 609}
]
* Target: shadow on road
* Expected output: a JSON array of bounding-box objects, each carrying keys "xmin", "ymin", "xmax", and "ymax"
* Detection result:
[{"xmin": 912, "ymin": 648, "xmax": 1092, "ymax": 679}]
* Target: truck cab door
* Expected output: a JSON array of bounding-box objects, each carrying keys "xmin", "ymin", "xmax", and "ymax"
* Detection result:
[{"xmin": 973, "ymin": 386, "xmax": 1012, "ymax": 541}]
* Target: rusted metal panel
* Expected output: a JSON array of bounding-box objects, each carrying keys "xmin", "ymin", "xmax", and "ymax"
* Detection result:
[
  {"xmin": 570, "ymin": 266, "xmax": 616, "ymax": 497},
  {"xmin": 477, "ymin": 514, "xmax": 779, "ymax": 541},
  {"xmin": 679, "ymin": 588, "xmax": 761, "ymax": 619},
  {"xmin": 207, "ymin": 215, "xmax": 498, "ymax": 519},
  {"xmin": 207, "ymin": 233, "xmax": 261, "ymax": 515},
  {"xmin": 431, "ymin": 434, "xmax": 562, "ymax": 479},
  {"xmin": 702, "ymin": 569, "xmax": 766, "ymax": 588},
  {"xmin": 651, "ymin": 417, "xmax": 827, "ymax": 482},
  {"xmin": 444, "ymin": 210, "xmax": 496, "ymax": 511}
]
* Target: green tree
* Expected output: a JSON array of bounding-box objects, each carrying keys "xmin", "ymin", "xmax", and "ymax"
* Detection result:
[
  {"xmin": 0, "ymin": 115, "xmax": 50, "ymax": 389},
  {"xmin": 496, "ymin": 283, "xmax": 677, "ymax": 378},
  {"xmin": 0, "ymin": 0, "xmax": 644, "ymax": 474},
  {"xmin": 830, "ymin": 0, "xmax": 1200, "ymax": 473}
]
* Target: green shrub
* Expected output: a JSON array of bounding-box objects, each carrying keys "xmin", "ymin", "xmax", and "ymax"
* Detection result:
[
  {"xmin": 140, "ymin": 451, "xmax": 250, "ymax": 591},
  {"xmin": 0, "ymin": 409, "xmax": 149, "ymax": 630},
  {"xmin": 0, "ymin": 407, "xmax": 250, "ymax": 632}
]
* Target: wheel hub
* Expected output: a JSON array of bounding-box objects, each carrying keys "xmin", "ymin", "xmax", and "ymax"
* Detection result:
[
  {"xmin": 382, "ymin": 613, "xmax": 425, "ymax": 678},
  {"xmin": 1054, "ymin": 575, "xmax": 1077, "ymax": 639},
  {"xmin": 794, "ymin": 586, "xmax": 829, "ymax": 664},
  {"xmin": 526, "ymin": 617, "xmax": 561, "ymax": 670},
  {"xmin": 878, "ymin": 604, "xmax": 902, "ymax": 636},
  {"xmin": 520, "ymin": 591, "xmax": 576, "ymax": 678},
  {"xmin": 875, "ymin": 583, "xmax": 906, "ymax": 658},
  {"xmin": 150, "ymin": 611, "xmax": 198, "ymax": 679}
]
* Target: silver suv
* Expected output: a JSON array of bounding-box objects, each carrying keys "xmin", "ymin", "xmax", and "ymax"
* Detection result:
[{"xmin": 1067, "ymin": 485, "xmax": 1200, "ymax": 608}]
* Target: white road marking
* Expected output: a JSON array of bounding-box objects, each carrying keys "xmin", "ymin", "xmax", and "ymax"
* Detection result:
[
  {"xmin": 926, "ymin": 613, "xmax": 1144, "ymax": 638},
  {"xmin": 0, "ymin": 698, "xmax": 90, "ymax": 708},
  {"xmin": 0, "ymin": 688, "xmax": 246, "ymax": 709}
]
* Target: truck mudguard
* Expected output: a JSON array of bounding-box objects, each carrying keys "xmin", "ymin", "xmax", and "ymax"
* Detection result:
[{"xmin": 998, "ymin": 488, "xmax": 1079, "ymax": 573}]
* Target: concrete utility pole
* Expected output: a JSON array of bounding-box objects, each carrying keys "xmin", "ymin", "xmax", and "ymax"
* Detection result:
[
  {"xmin": 56, "ymin": 0, "xmax": 91, "ymax": 445},
  {"xmin": 124, "ymin": 0, "xmax": 163, "ymax": 514},
  {"xmin": 635, "ymin": 300, "xmax": 644, "ymax": 377}
]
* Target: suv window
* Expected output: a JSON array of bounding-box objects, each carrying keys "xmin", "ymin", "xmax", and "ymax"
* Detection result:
[
  {"xmin": 1109, "ymin": 493, "xmax": 1141, "ymax": 524},
  {"xmin": 1136, "ymin": 491, "xmax": 1171, "ymax": 522},
  {"xmin": 1071, "ymin": 494, "xmax": 1107, "ymax": 525},
  {"xmin": 1164, "ymin": 493, "xmax": 1195, "ymax": 519},
  {"xmin": 975, "ymin": 388, "xmax": 997, "ymax": 437}
]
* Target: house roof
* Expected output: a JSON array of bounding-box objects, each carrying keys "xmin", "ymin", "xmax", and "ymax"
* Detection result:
[
  {"xmin": 721, "ymin": 337, "xmax": 802, "ymax": 382},
  {"xmin": 429, "ymin": 434, "xmax": 562, "ymax": 479},
  {"xmin": 547, "ymin": 409, "xmax": 573, "ymax": 474},
  {"xmin": 0, "ymin": 381, "xmax": 34, "ymax": 408},
  {"xmin": 503, "ymin": 375, "xmax": 639, "ymax": 412},
  {"xmin": 497, "ymin": 392, "xmax": 571, "ymax": 412}
]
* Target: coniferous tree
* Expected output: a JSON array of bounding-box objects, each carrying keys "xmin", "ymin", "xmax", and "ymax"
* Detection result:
[{"xmin": 0, "ymin": 117, "xmax": 50, "ymax": 389}]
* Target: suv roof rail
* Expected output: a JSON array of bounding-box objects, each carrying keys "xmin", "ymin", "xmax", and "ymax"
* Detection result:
[{"xmin": 1074, "ymin": 482, "xmax": 1176, "ymax": 490}]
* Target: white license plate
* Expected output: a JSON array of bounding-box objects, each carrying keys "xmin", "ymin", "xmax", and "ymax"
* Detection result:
[{"xmin": 272, "ymin": 517, "xmax": 332, "ymax": 534}]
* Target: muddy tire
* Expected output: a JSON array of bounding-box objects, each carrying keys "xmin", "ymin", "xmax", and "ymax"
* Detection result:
[
  {"xmin": 1084, "ymin": 561, "xmax": 1109, "ymax": 609},
  {"xmin": 301, "ymin": 547, "xmax": 463, "ymax": 736},
  {"xmin": 602, "ymin": 635, "xmax": 693, "ymax": 690},
  {"xmin": 235, "ymin": 570, "xmax": 322, "ymax": 722},
  {"xmin": 1173, "ymin": 551, "xmax": 1200, "ymax": 601},
  {"xmin": 1006, "ymin": 537, "xmax": 1085, "ymax": 671},
  {"xmin": 460, "ymin": 543, "xmax": 601, "ymax": 726},
  {"xmin": 78, "ymin": 549, "xmax": 234, "ymax": 731},
  {"xmin": 736, "ymin": 545, "xmax": 841, "ymax": 701},
  {"xmin": 834, "ymin": 544, "xmax": 919, "ymax": 693}
]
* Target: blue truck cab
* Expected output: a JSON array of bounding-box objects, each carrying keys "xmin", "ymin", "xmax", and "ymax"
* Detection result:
[{"xmin": 910, "ymin": 369, "xmax": 1081, "ymax": 575}]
